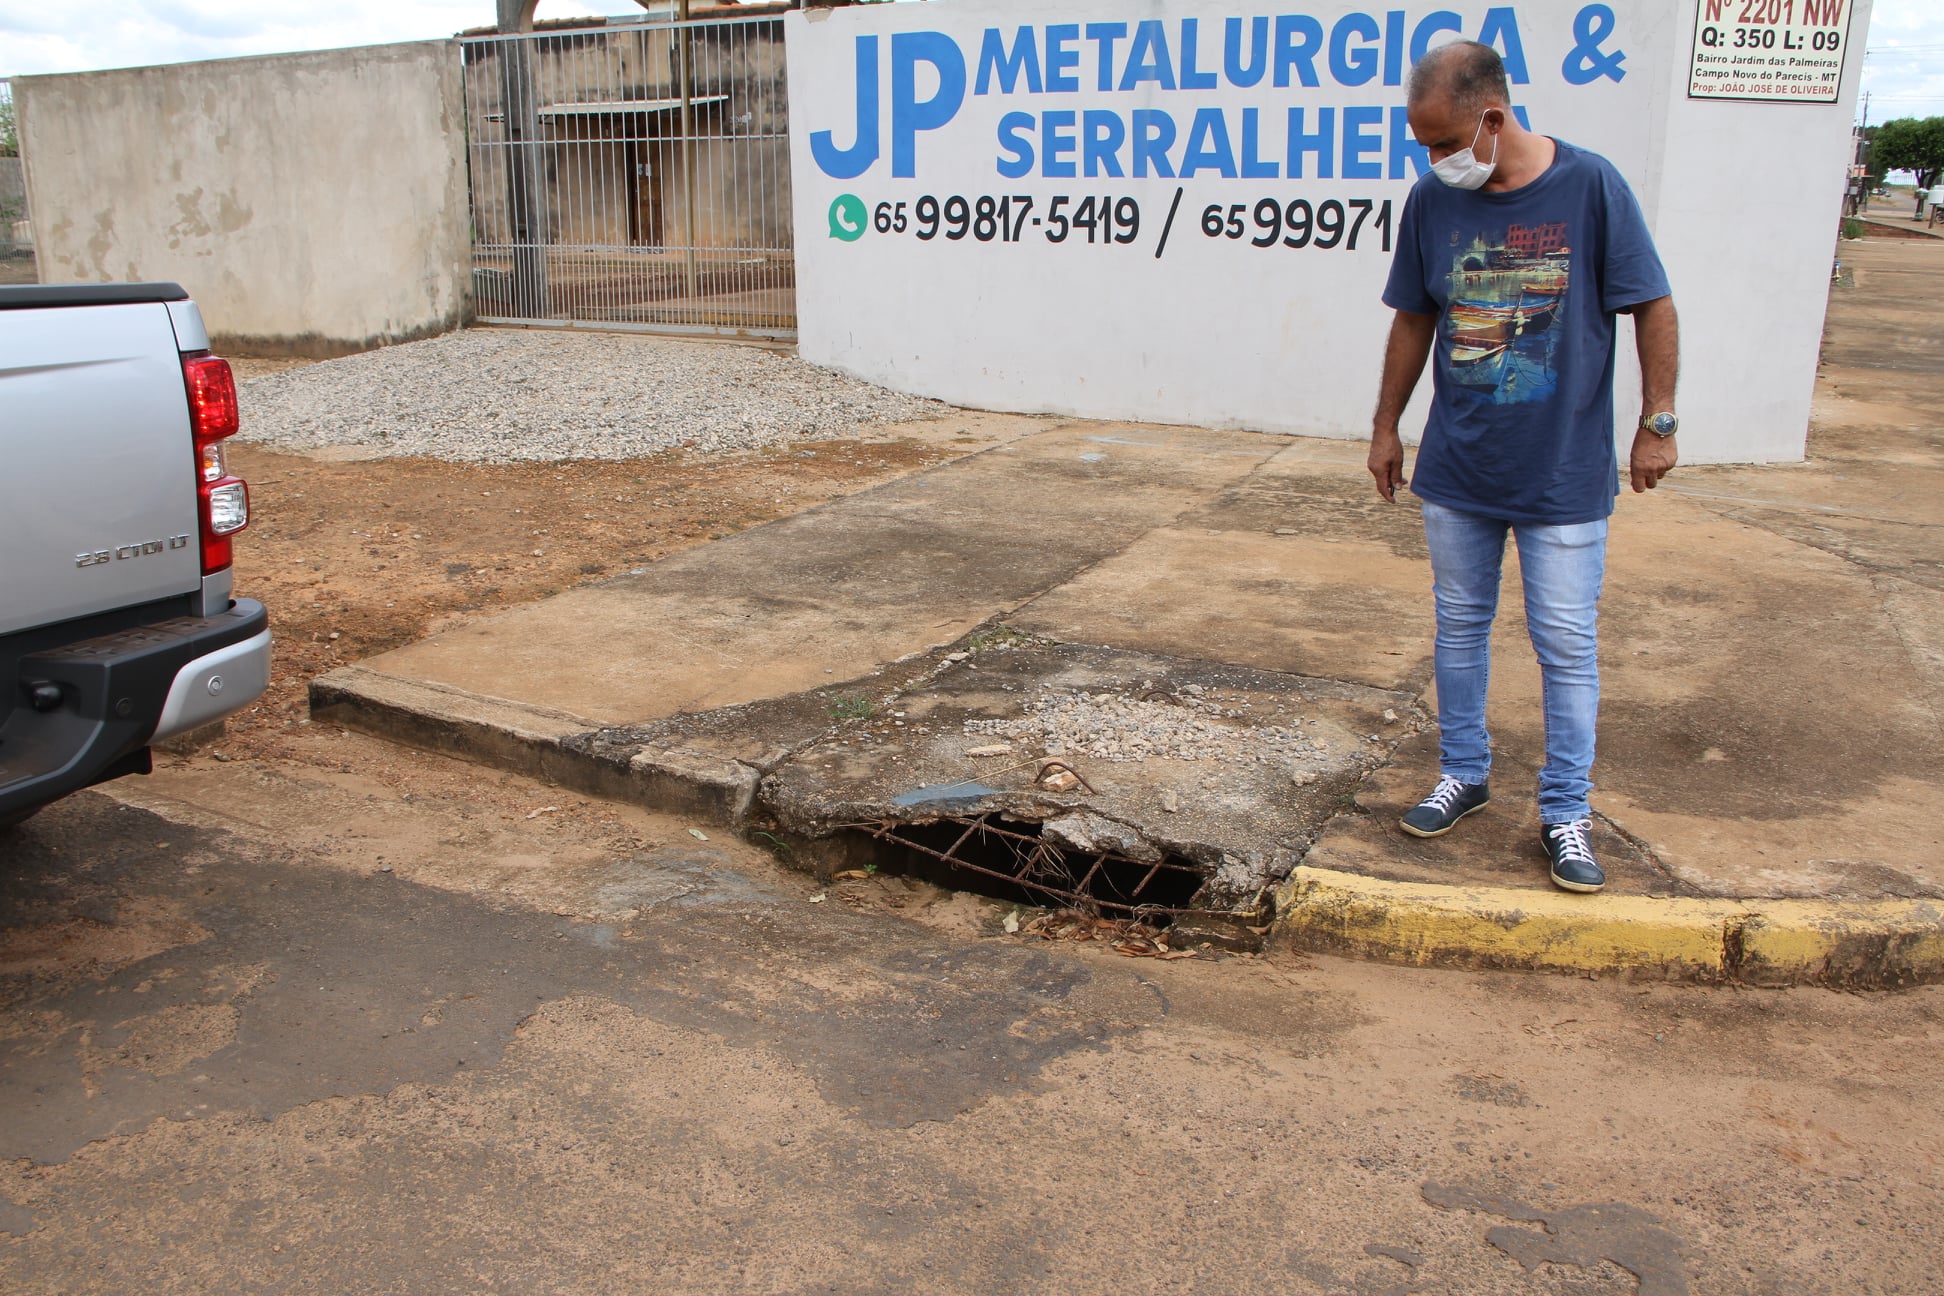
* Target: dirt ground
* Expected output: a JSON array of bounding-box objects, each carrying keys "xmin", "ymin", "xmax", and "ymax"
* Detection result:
[
  {"xmin": 4, "ymin": 330, "xmax": 1943, "ymax": 1292},
  {"xmin": 220, "ymin": 357, "xmax": 1006, "ymax": 760},
  {"xmin": 6, "ymin": 725, "xmax": 1941, "ymax": 1294}
]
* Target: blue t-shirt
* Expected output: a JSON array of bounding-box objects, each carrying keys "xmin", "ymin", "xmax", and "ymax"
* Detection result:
[{"xmin": 1382, "ymin": 140, "xmax": 1670, "ymax": 525}]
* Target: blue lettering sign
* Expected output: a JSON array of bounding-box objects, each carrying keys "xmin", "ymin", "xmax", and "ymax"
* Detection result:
[
  {"xmin": 1085, "ymin": 22, "xmax": 1128, "ymax": 92},
  {"xmin": 891, "ymin": 32, "xmax": 966, "ymax": 179},
  {"xmin": 807, "ymin": 7, "xmax": 1591, "ymax": 182},
  {"xmin": 1225, "ymin": 16, "xmax": 1269, "ymax": 88},
  {"xmin": 1046, "ymin": 23, "xmax": 1081, "ymax": 92},
  {"xmin": 1342, "ymin": 105, "xmax": 1386, "ymax": 178},
  {"xmin": 1181, "ymin": 108, "xmax": 1239, "ymax": 177},
  {"xmin": 810, "ymin": 35, "xmax": 879, "ymax": 179},
  {"xmin": 1287, "ymin": 106, "xmax": 1335, "ymax": 178},
  {"xmin": 1274, "ymin": 14, "xmax": 1324, "ymax": 88},
  {"xmin": 1043, "ymin": 109, "xmax": 1079, "ymax": 177},
  {"xmin": 1132, "ymin": 109, "xmax": 1177, "ymax": 178},
  {"xmin": 1179, "ymin": 19, "xmax": 1220, "ymax": 91},
  {"xmin": 996, "ymin": 110, "xmax": 1036, "ymax": 177},
  {"xmin": 1084, "ymin": 110, "xmax": 1127, "ymax": 177},
  {"xmin": 1240, "ymin": 107, "xmax": 1279, "ymax": 178},
  {"xmin": 975, "ymin": 27, "xmax": 1042, "ymax": 95},
  {"xmin": 1120, "ymin": 20, "xmax": 1178, "ymax": 91},
  {"xmin": 1330, "ymin": 14, "xmax": 1382, "ymax": 87}
]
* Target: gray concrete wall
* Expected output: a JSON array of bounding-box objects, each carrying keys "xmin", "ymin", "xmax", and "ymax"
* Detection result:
[{"xmin": 15, "ymin": 42, "xmax": 471, "ymax": 355}]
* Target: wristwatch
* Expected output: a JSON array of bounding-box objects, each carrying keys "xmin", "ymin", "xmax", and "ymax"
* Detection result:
[{"xmin": 1640, "ymin": 412, "xmax": 1679, "ymax": 438}]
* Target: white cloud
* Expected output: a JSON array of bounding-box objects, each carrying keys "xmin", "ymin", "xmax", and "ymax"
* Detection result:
[
  {"xmin": 1859, "ymin": 0, "xmax": 1944, "ymax": 121},
  {"xmin": 0, "ymin": 1, "xmax": 650, "ymax": 76}
]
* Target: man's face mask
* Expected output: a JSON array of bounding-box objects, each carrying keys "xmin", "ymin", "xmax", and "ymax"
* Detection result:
[{"xmin": 1431, "ymin": 111, "xmax": 1499, "ymax": 190}]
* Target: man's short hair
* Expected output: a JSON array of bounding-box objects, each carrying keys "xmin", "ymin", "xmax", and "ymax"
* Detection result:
[{"xmin": 1408, "ymin": 41, "xmax": 1512, "ymax": 117}]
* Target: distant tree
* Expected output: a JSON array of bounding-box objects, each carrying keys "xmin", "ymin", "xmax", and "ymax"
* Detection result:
[
  {"xmin": 0, "ymin": 90, "xmax": 17, "ymax": 159},
  {"xmin": 1873, "ymin": 116, "xmax": 1944, "ymax": 192}
]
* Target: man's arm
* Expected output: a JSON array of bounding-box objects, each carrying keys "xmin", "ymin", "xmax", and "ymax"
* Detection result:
[
  {"xmin": 1629, "ymin": 294, "xmax": 1679, "ymax": 492},
  {"xmin": 1369, "ymin": 309, "xmax": 1438, "ymax": 503}
]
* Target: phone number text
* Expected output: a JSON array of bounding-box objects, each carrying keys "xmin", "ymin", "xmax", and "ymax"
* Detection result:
[
  {"xmin": 1201, "ymin": 198, "xmax": 1393, "ymax": 251},
  {"xmin": 872, "ymin": 195, "xmax": 1141, "ymax": 244}
]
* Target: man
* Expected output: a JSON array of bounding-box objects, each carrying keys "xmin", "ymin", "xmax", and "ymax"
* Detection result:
[{"xmin": 1367, "ymin": 41, "xmax": 1679, "ymax": 894}]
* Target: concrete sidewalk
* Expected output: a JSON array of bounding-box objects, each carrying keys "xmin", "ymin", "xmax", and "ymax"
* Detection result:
[{"xmin": 316, "ymin": 236, "xmax": 1944, "ymax": 987}]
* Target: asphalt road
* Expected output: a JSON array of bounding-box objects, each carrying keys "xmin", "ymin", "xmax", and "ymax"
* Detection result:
[{"xmin": 2, "ymin": 733, "xmax": 1940, "ymax": 1294}]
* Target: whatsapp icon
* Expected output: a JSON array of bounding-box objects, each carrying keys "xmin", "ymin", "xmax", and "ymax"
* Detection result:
[{"xmin": 827, "ymin": 193, "xmax": 867, "ymax": 242}]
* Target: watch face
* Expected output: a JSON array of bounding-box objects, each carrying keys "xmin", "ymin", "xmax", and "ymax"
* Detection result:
[{"xmin": 1650, "ymin": 413, "xmax": 1678, "ymax": 437}]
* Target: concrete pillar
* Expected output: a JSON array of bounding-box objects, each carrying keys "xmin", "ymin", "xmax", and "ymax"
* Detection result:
[{"xmin": 495, "ymin": 0, "xmax": 548, "ymax": 316}]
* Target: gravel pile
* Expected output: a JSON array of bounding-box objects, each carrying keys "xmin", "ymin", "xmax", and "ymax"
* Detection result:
[
  {"xmin": 237, "ymin": 328, "xmax": 944, "ymax": 462},
  {"xmin": 964, "ymin": 685, "xmax": 1328, "ymax": 765}
]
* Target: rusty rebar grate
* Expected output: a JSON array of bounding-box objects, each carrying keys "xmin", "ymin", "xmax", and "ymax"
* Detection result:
[{"xmin": 837, "ymin": 813, "xmax": 1211, "ymax": 920}]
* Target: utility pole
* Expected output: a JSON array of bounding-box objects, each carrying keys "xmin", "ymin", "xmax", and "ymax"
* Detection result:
[{"xmin": 1856, "ymin": 90, "xmax": 1872, "ymax": 214}]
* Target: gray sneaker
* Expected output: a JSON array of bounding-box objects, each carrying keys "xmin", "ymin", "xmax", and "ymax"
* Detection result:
[
  {"xmin": 1400, "ymin": 776, "xmax": 1491, "ymax": 838},
  {"xmin": 1542, "ymin": 818, "xmax": 1606, "ymax": 893}
]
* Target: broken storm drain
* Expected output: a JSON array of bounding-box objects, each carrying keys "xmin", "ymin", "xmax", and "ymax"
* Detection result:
[{"xmin": 837, "ymin": 813, "xmax": 1268, "ymax": 941}]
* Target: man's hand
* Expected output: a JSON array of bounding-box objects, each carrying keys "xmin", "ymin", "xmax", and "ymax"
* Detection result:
[
  {"xmin": 1629, "ymin": 296, "xmax": 1679, "ymax": 495},
  {"xmin": 1368, "ymin": 310, "xmax": 1435, "ymax": 503},
  {"xmin": 1369, "ymin": 425, "xmax": 1407, "ymax": 502},
  {"xmin": 1630, "ymin": 428, "xmax": 1677, "ymax": 492}
]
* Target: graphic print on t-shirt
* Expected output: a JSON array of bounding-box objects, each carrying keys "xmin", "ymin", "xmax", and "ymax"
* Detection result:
[{"xmin": 1442, "ymin": 220, "xmax": 1573, "ymax": 405}]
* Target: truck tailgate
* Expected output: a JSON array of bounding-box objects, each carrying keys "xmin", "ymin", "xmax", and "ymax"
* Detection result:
[{"xmin": 0, "ymin": 301, "xmax": 204, "ymax": 636}]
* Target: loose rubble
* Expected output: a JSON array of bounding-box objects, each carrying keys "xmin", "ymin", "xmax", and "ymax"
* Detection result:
[
  {"xmin": 963, "ymin": 684, "xmax": 1326, "ymax": 765},
  {"xmin": 237, "ymin": 328, "xmax": 943, "ymax": 462}
]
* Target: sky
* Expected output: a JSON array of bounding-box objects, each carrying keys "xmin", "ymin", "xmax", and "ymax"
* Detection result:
[{"xmin": 2, "ymin": 0, "xmax": 1940, "ymax": 123}]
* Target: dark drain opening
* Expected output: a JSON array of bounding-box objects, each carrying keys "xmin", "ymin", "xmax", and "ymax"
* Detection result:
[{"xmin": 836, "ymin": 813, "xmax": 1209, "ymax": 923}]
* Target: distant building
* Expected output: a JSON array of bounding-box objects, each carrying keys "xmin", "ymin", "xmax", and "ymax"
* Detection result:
[
  {"xmin": 464, "ymin": 6, "xmax": 791, "ymax": 256},
  {"xmin": 1506, "ymin": 222, "xmax": 1569, "ymax": 258}
]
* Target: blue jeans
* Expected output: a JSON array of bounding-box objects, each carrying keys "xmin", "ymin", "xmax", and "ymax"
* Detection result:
[{"xmin": 1419, "ymin": 499, "xmax": 1608, "ymax": 825}]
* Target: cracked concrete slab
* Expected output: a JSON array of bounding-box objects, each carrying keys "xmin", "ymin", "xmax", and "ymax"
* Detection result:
[
  {"xmin": 758, "ymin": 642, "xmax": 1418, "ymax": 921},
  {"xmin": 324, "ymin": 421, "xmax": 1283, "ymax": 730},
  {"xmin": 311, "ymin": 238, "xmax": 1944, "ymax": 975},
  {"xmin": 1010, "ymin": 442, "xmax": 1437, "ymax": 694}
]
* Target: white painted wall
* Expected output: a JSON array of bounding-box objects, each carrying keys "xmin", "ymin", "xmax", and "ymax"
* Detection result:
[
  {"xmin": 15, "ymin": 42, "xmax": 471, "ymax": 356},
  {"xmin": 787, "ymin": 0, "xmax": 1869, "ymax": 463}
]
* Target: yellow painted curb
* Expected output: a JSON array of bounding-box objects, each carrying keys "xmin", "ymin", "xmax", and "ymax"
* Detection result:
[
  {"xmin": 1273, "ymin": 867, "xmax": 1944, "ymax": 987},
  {"xmin": 1735, "ymin": 901, "xmax": 1944, "ymax": 988}
]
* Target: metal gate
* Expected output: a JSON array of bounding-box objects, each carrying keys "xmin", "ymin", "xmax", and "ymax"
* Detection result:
[{"xmin": 460, "ymin": 14, "xmax": 795, "ymax": 339}]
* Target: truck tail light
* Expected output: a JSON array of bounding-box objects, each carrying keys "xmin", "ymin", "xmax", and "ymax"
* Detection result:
[{"xmin": 181, "ymin": 353, "xmax": 249, "ymax": 574}]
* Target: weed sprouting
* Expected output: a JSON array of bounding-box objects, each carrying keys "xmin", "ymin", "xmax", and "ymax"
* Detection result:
[{"xmin": 966, "ymin": 626, "xmax": 1030, "ymax": 653}]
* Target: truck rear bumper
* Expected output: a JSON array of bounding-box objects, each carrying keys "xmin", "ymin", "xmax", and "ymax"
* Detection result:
[
  {"xmin": 152, "ymin": 627, "xmax": 272, "ymax": 742},
  {"xmin": 0, "ymin": 599, "xmax": 270, "ymax": 819}
]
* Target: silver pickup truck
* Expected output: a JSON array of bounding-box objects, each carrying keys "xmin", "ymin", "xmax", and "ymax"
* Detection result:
[{"xmin": 1, "ymin": 282, "xmax": 269, "ymax": 826}]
